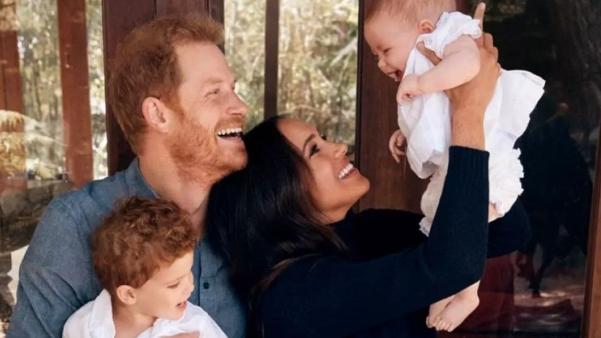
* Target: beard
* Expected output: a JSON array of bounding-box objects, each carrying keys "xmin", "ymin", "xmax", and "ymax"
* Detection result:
[{"xmin": 167, "ymin": 114, "xmax": 247, "ymax": 186}]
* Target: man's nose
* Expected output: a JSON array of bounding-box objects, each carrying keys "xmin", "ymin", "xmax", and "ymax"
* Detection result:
[{"xmin": 230, "ymin": 93, "xmax": 249, "ymax": 117}]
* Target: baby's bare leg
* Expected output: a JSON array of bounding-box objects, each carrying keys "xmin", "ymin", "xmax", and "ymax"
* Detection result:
[
  {"xmin": 426, "ymin": 295, "xmax": 455, "ymax": 328},
  {"xmin": 434, "ymin": 281, "xmax": 480, "ymax": 332}
]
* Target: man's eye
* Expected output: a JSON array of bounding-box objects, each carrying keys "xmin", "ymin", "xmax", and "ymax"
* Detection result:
[
  {"xmin": 207, "ymin": 88, "xmax": 220, "ymax": 96},
  {"xmin": 309, "ymin": 144, "xmax": 320, "ymax": 157},
  {"xmin": 320, "ymin": 134, "xmax": 327, "ymax": 141}
]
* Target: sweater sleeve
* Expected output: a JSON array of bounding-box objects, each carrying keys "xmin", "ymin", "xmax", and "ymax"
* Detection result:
[
  {"xmin": 340, "ymin": 199, "xmax": 530, "ymax": 260},
  {"xmin": 259, "ymin": 147, "xmax": 489, "ymax": 338}
]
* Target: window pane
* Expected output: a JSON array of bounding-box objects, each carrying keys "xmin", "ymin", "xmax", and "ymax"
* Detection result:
[
  {"xmin": 87, "ymin": 0, "xmax": 107, "ymax": 179},
  {"xmin": 278, "ymin": 0, "xmax": 358, "ymax": 147},
  {"xmin": 224, "ymin": 0, "xmax": 266, "ymax": 129}
]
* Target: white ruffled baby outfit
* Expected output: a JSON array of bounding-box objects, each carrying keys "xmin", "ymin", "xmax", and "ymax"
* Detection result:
[
  {"xmin": 398, "ymin": 11, "xmax": 545, "ymax": 235},
  {"xmin": 62, "ymin": 289, "xmax": 228, "ymax": 338}
]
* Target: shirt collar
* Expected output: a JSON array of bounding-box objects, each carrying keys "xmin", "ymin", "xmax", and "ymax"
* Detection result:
[{"xmin": 124, "ymin": 158, "xmax": 158, "ymax": 198}]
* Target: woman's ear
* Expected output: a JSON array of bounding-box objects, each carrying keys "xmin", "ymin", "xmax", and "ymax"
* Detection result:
[
  {"xmin": 115, "ymin": 285, "xmax": 137, "ymax": 305},
  {"xmin": 141, "ymin": 97, "xmax": 170, "ymax": 134},
  {"xmin": 418, "ymin": 20, "xmax": 434, "ymax": 34}
]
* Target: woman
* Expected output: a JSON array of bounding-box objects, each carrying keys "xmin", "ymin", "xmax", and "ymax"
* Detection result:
[{"xmin": 207, "ymin": 31, "xmax": 529, "ymax": 338}]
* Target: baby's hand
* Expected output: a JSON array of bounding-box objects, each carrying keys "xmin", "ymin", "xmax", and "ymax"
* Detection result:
[
  {"xmin": 388, "ymin": 129, "xmax": 406, "ymax": 163},
  {"xmin": 397, "ymin": 74, "xmax": 423, "ymax": 104}
]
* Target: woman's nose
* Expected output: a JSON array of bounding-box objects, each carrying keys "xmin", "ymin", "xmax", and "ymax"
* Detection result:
[{"xmin": 334, "ymin": 143, "xmax": 348, "ymax": 158}]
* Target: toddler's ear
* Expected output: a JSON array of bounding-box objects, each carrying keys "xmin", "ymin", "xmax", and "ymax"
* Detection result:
[
  {"xmin": 418, "ymin": 20, "xmax": 434, "ymax": 34},
  {"xmin": 116, "ymin": 285, "xmax": 137, "ymax": 305}
]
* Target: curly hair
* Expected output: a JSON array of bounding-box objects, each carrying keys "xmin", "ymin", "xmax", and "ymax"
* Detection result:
[
  {"xmin": 108, "ymin": 14, "xmax": 223, "ymax": 153},
  {"xmin": 92, "ymin": 197, "xmax": 199, "ymax": 295}
]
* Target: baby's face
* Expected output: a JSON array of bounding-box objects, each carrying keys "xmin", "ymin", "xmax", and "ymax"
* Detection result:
[
  {"xmin": 133, "ymin": 251, "xmax": 195, "ymax": 321},
  {"xmin": 364, "ymin": 12, "xmax": 420, "ymax": 81}
]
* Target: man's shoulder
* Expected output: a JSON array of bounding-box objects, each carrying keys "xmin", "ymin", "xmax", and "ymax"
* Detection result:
[
  {"xmin": 26, "ymin": 168, "xmax": 137, "ymax": 260},
  {"xmin": 50, "ymin": 169, "xmax": 131, "ymax": 216}
]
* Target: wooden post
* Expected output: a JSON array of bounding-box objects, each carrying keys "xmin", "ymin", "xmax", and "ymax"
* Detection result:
[
  {"xmin": 264, "ymin": 0, "xmax": 279, "ymax": 119},
  {"xmin": 58, "ymin": 0, "xmax": 94, "ymax": 187},
  {"xmin": 586, "ymin": 141, "xmax": 601, "ymax": 337},
  {"xmin": 356, "ymin": 0, "xmax": 425, "ymax": 212},
  {"xmin": 103, "ymin": 0, "xmax": 224, "ymax": 174}
]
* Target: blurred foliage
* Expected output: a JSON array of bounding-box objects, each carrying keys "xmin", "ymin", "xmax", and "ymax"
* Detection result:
[
  {"xmin": 225, "ymin": 0, "xmax": 358, "ymax": 146},
  {"xmin": 0, "ymin": 111, "xmax": 26, "ymax": 177},
  {"xmin": 224, "ymin": 0, "xmax": 266, "ymax": 129},
  {"xmin": 86, "ymin": 0, "xmax": 107, "ymax": 179}
]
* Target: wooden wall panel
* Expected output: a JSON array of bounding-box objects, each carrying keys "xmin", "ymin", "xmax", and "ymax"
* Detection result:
[
  {"xmin": 58, "ymin": 0, "xmax": 93, "ymax": 187},
  {"xmin": 0, "ymin": 31, "xmax": 23, "ymax": 113},
  {"xmin": 585, "ymin": 131, "xmax": 601, "ymax": 336},
  {"xmin": 356, "ymin": 0, "xmax": 425, "ymax": 212},
  {"xmin": 103, "ymin": 0, "xmax": 154, "ymax": 174},
  {"xmin": 103, "ymin": 0, "xmax": 224, "ymax": 174},
  {"xmin": 156, "ymin": 0, "xmax": 205, "ymax": 16}
]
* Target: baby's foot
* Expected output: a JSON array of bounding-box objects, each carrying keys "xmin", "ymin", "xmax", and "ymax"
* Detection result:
[
  {"xmin": 426, "ymin": 296, "xmax": 453, "ymax": 328},
  {"xmin": 433, "ymin": 295, "xmax": 479, "ymax": 332}
]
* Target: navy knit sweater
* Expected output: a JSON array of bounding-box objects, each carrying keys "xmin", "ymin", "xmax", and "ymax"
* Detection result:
[{"xmin": 256, "ymin": 147, "xmax": 530, "ymax": 338}]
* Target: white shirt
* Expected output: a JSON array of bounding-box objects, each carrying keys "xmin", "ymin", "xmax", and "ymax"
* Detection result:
[
  {"xmin": 63, "ymin": 290, "xmax": 228, "ymax": 338},
  {"xmin": 398, "ymin": 12, "xmax": 545, "ymax": 234}
]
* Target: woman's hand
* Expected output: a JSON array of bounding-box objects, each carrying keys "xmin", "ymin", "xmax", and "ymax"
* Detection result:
[{"xmin": 416, "ymin": 2, "xmax": 500, "ymax": 149}]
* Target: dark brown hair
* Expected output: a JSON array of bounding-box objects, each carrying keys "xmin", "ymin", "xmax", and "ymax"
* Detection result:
[
  {"xmin": 92, "ymin": 197, "xmax": 199, "ymax": 295},
  {"xmin": 108, "ymin": 14, "xmax": 223, "ymax": 153},
  {"xmin": 207, "ymin": 116, "xmax": 348, "ymax": 303}
]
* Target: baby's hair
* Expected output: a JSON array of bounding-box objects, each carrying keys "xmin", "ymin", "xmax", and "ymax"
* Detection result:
[
  {"xmin": 92, "ymin": 197, "xmax": 199, "ymax": 296},
  {"xmin": 365, "ymin": 0, "xmax": 453, "ymax": 24}
]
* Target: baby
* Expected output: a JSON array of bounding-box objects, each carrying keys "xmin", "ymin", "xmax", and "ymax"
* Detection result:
[
  {"xmin": 63, "ymin": 197, "xmax": 227, "ymax": 338},
  {"xmin": 364, "ymin": 0, "xmax": 544, "ymax": 333}
]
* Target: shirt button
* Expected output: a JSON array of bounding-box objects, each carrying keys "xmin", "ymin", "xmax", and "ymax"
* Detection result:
[{"xmin": 203, "ymin": 282, "xmax": 210, "ymax": 289}]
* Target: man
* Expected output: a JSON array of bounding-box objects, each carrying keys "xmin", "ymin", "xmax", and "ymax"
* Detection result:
[{"xmin": 8, "ymin": 15, "xmax": 247, "ymax": 338}]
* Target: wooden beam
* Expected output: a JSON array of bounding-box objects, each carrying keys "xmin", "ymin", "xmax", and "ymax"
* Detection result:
[
  {"xmin": 264, "ymin": 0, "xmax": 279, "ymax": 119},
  {"xmin": 103, "ymin": 0, "xmax": 224, "ymax": 175},
  {"xmin": 0, "ymin": 31, "xmax": 23, "ymax": 113},
  {"xmin": 356, "ymin": 0, "xmax": 425, "ymax": 212},
  {"xmin": 58, "ymin": 0, "xmax": 94, "ymax": 187},
  {"xmin": 585, "ymin": 135, "xmax": 601, "ymax": 337},
  {"xmin": 156, "ymin": 0, "xmax": 205, "ymax": 16},
  {"xmin": 103, "ymin": 0, "xmax": 154, "ymax": 174},
  {"xmin": 456, "ymin": 0, "xmax": 470, "ymax": 13}
]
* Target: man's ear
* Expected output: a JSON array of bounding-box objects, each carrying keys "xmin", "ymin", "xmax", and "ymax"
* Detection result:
[
  {"xmin": 115, "ymin": 285, "xmax": 137, "ymax": 305},
  {"xmin": 141, "ymin": 97, "xmax": 170, "ymax": 133},
  {"xmin": 418, "ymin": 20, "xmax": 434, "ymax": 34}
]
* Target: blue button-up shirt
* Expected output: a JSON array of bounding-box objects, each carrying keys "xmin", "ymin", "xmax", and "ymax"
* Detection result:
[{"xmin": 8, "ymin": 160, "xmax": 246, "ymax": 338}]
